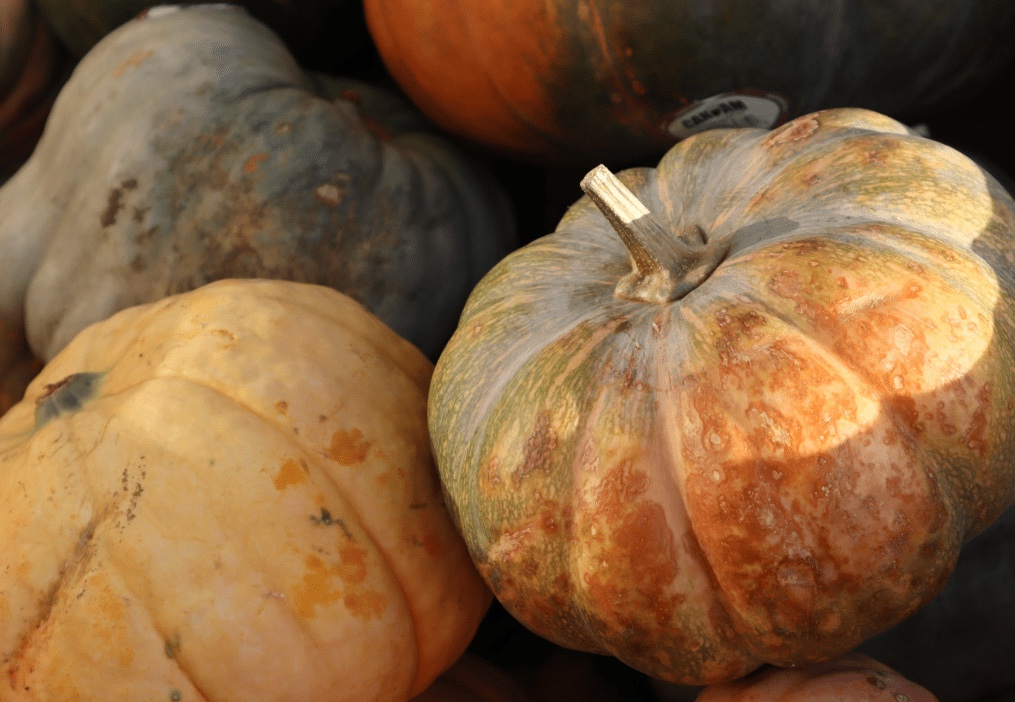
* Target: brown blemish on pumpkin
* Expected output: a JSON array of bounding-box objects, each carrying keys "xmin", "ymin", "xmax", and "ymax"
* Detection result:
[
  {"xmin": 763, "ymin": 115, "xmax": 820, "ymax": 149},
  {"xmin": 513, "ymin": 412, "xmax": 557, "ymax": 484},
  {"xmin": 275, "ymin": 400, "xmax": 288, "ymax": 414},
  {"xmin": 242, "ymin": 152, "xmax": 269, "ymax": 174},
  {"xmin": 112, "ymin": 50, "xmax": 154, "ymax": 78},
  {"xmin": 273, "ymin": 459, "xmax": 307, "ymax": 490},
  {"xmin": 329, "ymin": 429, "xmax": 371, "ymax": 465},
  {"xmin": 100, "ymin": 188, "xmax": 125, "ymax": 227}
]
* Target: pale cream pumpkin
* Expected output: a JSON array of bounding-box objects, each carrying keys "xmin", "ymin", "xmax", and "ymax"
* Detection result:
[{"xmin": 0, "ymin": 278, "xmax": 490, "ymax": 701}]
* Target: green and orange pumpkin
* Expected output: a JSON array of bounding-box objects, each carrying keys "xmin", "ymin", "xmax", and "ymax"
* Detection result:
[
  {"xmin": 428, "ymin": 108, "xmax": 1015, "ymax": 684},
  {"xmin": 366, "ymin": 0, "xmax": 1015, "ymax": 165}
]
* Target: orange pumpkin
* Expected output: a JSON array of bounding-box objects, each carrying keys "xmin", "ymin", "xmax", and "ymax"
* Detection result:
[
  {"xmin": 696, "ymin": 653, "xmax": 937, "ymax": 701},
  {"xmin": 0, "ymin": 279, "xmax": 491, "ymax": 700},
  {"xmin": 428, "ymin": 108, "xmax": 1015, "ymax": 684}
]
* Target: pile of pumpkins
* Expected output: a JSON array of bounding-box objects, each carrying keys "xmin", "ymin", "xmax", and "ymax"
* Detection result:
[{"xmin": 1, "ymin": 2, "xmax": 1014, "ymax": 700}]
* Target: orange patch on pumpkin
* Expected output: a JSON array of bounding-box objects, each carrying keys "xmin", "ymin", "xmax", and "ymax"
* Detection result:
[
  {"xmin": 112, "ymin": 50, "xmax": 154, "ymax": 78},
  {"xmin": 336, "ymin": 544, "xmax": 368, "ymax": 584},
  {"xmin": 421, "ymin": 531, "xmax": 441, "ymax": 557},
  {"xmin": 329, "ymin": 429, "xmax": 371, "ymax": 465},
  {"xmin": 272, "ymin": 459, "xmax": 307, "ymax": 490},
  {"xmin": 293, "ymin": 554, "xmax": 343, "ymax": 618},
  {"xmin": 243, "ymin": 152, "xmax": 269, "ymax": 174},
  {"xmin": 344, "ymin": 590, "xmax": 387, "ymax": 619}
]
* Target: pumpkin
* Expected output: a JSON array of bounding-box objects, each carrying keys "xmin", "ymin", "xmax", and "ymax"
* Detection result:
[
  {"xmin": 0, "ymin": 0, "xmax": 70, "ymax": 175},
  {"xmin": 427, "ymin": 108, "xmax": 1015, "ymax": 685},
  {"xmin": 33, "ymin": 0, "xmax": 368, "ymax": 71},
  {"xmin": 365, "ymin": 0, "xmax": 1015, "ymax": 165},
  {"xmin": 0, "ymin": 4, "xmax": 514, "ymax": 365},
  {"xmin": 858, "ymin": 502, "xmax": 1015, "ymax": 702},
  {"xmin": 696, "ymin": 653, "xmax": 937, "ymax": 702},
  {"xmin": 0, "ymin": 278, "xmax": 491, "ymax": 700},
  {"xmin": 412, "ymin": 653, "xmax": 529, "ymax": 702}
]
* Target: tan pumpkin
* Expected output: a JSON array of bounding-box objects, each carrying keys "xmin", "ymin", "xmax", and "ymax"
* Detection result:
[
  {"xmin": 696, "ymin": 653, "xmax": 937, "ymax": 701},
  {"xmin": 428, "ymin": 108, "xmax": 1015, "ymax": 684},
  {"xmin": 0, "ymin": 279, "xmax": 491, "ymax": 701}
]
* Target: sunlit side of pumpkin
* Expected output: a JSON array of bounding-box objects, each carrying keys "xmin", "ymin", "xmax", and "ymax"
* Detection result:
[
  {"xmin": 428, "ymin": 108, "xmax": 1015, "ymax": 685},
  {"xmin": 0, "ymin": 279, "xmax": 491, "ymax": 701}
]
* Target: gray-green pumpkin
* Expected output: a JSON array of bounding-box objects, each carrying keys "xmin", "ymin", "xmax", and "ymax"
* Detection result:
[{"xmin": 0, "ymin": 4, "xmax": 515, "ymax": 365}]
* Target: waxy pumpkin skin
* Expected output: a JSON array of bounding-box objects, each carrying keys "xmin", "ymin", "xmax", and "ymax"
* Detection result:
[
  {"xmin": 0, "ymin": 5, "xmax": 514, "ymax": 364},
  {"xmin": 365, "ymin": 0, "xmax": 1015, "ymax": 166},
  {"xmin": 0, "ymin": 279, "xmax": 491, "ymax": 701},
  {"xmin": 428, "ymin": 109, "xmax": 1015, "ymax": 685},
  {"xmin": 696, "ymin": 653, "xmax": 938, "ymax": 702}
]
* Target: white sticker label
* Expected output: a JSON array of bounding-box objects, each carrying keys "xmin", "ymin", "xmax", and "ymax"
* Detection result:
[{"xmin": 666, "ymin": 92, "xmax": 789, "ymax": 139}]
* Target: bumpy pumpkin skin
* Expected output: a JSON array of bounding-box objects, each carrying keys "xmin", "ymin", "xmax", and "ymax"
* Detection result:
[
  {"xmin": 0, "ymin": 279, "xmax": 491, "ymax": 701},
  {"xmin": 428, "ymin": 109, "xmax": 1015, "ymax": 684},
  {"xmin": 696, "ymin": 653, "xmax": 937, "ymax": 702},
  {"xmin": 858, "ymin": 502, "xmax": 1015, "ymax": 702},
  {"xmin": 0, "ymin": 5, "xmax": 514, "ymax": 363},
  {"xmin": 0, "ymin": 0, "xmax": 70, "ymax": 176},
  {"xmin": 365, "ymin": 0, "xmax": 1015, "ymax": 165},
  {"xmin": 34, "ymin": 0, "xmax": 367, "ymax": 70}
]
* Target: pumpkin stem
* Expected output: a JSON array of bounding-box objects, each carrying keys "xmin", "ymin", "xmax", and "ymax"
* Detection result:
[{"xmin": 580, "ymin": 165, "xmax": 728, "ymax": 304}]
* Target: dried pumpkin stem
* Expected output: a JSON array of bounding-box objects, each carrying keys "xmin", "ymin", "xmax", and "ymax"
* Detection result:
[{"xmin": 580, "ymin": 164, "xmax": 728, "ymax": 304}]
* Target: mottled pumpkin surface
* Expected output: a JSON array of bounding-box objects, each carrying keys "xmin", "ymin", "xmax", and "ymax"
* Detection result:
[
  {"xmin": 366, "ymin": 0, "xmax": 1015, "ymax": 165},
  {"xmin": 429, "ymin": 109, "xmax": 1015, "ymax": 684},
  {"xmin": 696, "ymin": 653, "xmax": 938, "ymax": 701},
  {"xmin": 0, "ymin": 0, "xmax": 69, "ymax": 174},
  {"xmin": 0, "ymin": 279, "xmax": 491, "ymax": 701},
  {"xmin": 0, "ymin": 5, "xmax": 514, "ymax": 363}
]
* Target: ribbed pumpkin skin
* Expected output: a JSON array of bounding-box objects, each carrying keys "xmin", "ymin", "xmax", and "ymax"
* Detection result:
[
  {"xmin": 34, "ymin": 0, "xmax": 366, "ymax": 70},
  {"xmin": 428, "ymin": 109, "xmax": 1015, "ymax": 684},
  {"xmin": 0, "ymin": 5, "xmax": 514, "ymax": 363},
  {"xmin": 696, "ymin": 653, "xmax": 937, "ymax": 702},
  {"xmin": 0, "ymin": 0, "xmax": 69, "ymax": 176},
  {"xmin": 0, "ymin": 279, "xmax": 491, "ymax": 701},
  {"xmin": 365, "ymin": 0, "xmax": 1015, "ymax": 165}
]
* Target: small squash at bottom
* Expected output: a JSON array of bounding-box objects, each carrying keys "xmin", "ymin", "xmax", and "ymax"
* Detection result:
[
  {"xmin": 0, "ymin": 279, "xmax": 490, "ymax": 701},
  {"xmin": 697, "ymin": 653, "xmax": 937, "ymax": 701}
]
